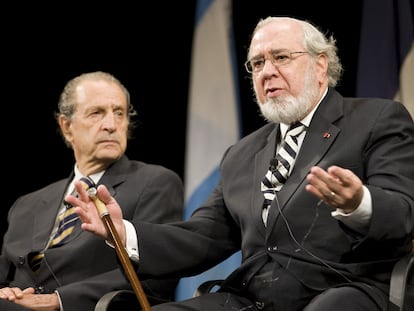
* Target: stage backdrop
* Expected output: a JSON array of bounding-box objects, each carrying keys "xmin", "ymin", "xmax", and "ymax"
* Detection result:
[
  {"xmin": 356, "ymin": 0, "xmax": 414, "ymax": 118},
  {"xmin": 175, "ymin": 0, "xmax": 242, "ymax": 301}
]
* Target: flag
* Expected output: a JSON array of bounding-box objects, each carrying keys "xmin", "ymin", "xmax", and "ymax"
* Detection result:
[
  {"xmin": 356, "ymin": 0, "xmax": 414, "ymax": 118},
  {"xmin": 175, "ymin": 0, "xmax": 242, "ymax": 301}
]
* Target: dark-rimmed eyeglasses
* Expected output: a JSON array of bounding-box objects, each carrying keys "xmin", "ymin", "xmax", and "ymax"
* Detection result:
[{"xmin": 244, "ymin": 51, "xmax": 309, "ymax": 73}]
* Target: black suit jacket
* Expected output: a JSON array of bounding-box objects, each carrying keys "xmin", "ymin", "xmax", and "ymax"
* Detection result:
[
  {"xmin": 0, "ymin": 155, "xmax": 183, "ymax": 311},
  {"xmin": 135, "ymin": 89, "xmax": 414, "ymax": 308}
]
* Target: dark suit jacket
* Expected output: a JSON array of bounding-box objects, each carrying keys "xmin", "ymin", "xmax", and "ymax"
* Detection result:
[
  {"xmin": 0, "ymin": 155, "xmax": 183, "ymax": 311},
  {"xmin": 135, "ymin": 89, "xmax": 414, "ymax": 308}
]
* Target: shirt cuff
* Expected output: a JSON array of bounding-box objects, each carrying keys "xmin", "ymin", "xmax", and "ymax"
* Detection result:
[
  {"xmin": 104, "ymin": 220, "xmax": 139, "ymax": 263},
  {"xmin": 54, "ymin": 290, "xmax": 64, "ymax": 311},
  {"xmin": 124, "ymin": 220, "xmax": 139, "ymax": 262},
  {"xmin": 331, "ymin": 185, "xmax": 372, "ymax": 233}
]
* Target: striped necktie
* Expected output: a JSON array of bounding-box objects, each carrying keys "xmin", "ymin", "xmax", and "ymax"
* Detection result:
[
  {"xmin": 48, "ymin": 199, "xmax": 79, "ymax": 247},
  {"xmin": 30, "ymin": 189, "xmax": 79, "ymax": 271},
  {"xmin": 261, "ymin": 122, "xmax": 306, "ymax": 205}
]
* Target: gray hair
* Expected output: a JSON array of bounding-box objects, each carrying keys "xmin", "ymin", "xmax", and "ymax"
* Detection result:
[
  {"xmin": 55, "ymin": 71, "xmax": 138, "ymax": 147},
  {"xmin": 249, "ymin": 16, "xmax": 343, "ymax": 87}
]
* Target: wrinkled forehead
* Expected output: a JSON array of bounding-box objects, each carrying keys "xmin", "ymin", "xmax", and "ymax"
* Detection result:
[
  {"xmin": 248, "ymin": 21, "xmax": 303, "ymax": 59},
  {"xmin": 75, "ymin": 80, "xmax": 127, "ymax": 110}
]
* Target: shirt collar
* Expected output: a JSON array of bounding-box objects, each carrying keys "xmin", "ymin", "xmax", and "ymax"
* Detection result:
[{"xmin": 68, "ymin": 165, "xmax": 105, "ymax": 195}]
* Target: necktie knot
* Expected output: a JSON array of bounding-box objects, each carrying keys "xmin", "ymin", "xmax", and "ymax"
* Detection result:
[{"xmin": 286, "ymin": 122, "xmax": 306, "ymax": 140}]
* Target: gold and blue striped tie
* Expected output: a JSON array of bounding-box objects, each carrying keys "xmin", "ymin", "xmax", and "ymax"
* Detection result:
[
  {"xmin": 30, "ymin": 192, "xmax": 79, "ymax": 271},
  {"xmin": 48, "ymin": 202, "xmax": 79, "ymax": 246}
]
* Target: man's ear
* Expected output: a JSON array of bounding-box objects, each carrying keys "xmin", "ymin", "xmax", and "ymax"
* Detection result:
[{"xmin": 58, "ymin": 115, "xmax": 73, "ymax": 144}]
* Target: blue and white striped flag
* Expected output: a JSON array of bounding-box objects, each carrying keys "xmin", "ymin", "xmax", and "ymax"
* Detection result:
[
  {"xmin": 356, "ymin": 0, "xmax": 414, "ymax": 118},
  {"xmin": 175, "ymin": 0, "xmax": 242, "ymax": 301}
]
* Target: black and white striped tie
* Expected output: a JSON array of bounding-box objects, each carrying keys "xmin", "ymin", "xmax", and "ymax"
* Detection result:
[{"xmin": 261, "ymin": 122, "xmax": 306, "ymax": 204}]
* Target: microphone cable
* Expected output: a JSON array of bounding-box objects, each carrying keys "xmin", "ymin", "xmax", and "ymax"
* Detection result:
[{"xmin": 272, "ymin": 187, "xmax": 353, "ymax": 284}]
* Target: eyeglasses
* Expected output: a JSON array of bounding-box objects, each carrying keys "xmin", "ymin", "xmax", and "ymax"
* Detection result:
[{"xmin": 244, "ymin": 51, "xmax": 309, "ymax": 73}]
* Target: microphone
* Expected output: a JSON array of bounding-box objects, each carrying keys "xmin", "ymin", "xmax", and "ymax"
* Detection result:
[{"xmin": 269, "ymin": 158, "xmax": 278, "ymax": 171}]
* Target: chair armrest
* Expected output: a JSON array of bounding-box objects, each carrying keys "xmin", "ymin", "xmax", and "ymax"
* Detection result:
[
  {"xmin": 388, "ymin": 252, "xmax": 414, "ymax": 311},
  {"xmin": 193, "ymin": 279, "xmax": 224, "ymax": 297},
  {"xmin": 95, "ymin": 289, "xmax": 175, "ymax": 311},
  {"xmin": 94, "ymin": 290, "xmax": 137, "ymax": 311}
]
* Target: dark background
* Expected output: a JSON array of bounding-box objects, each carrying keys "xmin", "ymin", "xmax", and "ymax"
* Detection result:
[{"xmin": 1, "ymin": 1, "xmax": 371, "ymax": 243}]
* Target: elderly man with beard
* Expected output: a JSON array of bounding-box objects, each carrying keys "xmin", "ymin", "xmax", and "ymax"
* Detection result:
[{"xmin": 69, "ymin": 17, "xmax": 414, "ymax": 311}]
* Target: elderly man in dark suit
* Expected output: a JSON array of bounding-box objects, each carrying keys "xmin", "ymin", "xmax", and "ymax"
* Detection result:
[
  {"xmin": 70, "ymin": 17, "xmax": 414, "ymax": 311},
  {"xmin": 0, "ymin": 71, "xmax": 183, "ymax": 311}
]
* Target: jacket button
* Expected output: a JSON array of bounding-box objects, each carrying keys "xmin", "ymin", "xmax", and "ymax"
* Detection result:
[
  {"xmin": 18, "ymin": 256, "xmax": 25, "ymax": 265},
  {"xmin": 34, "ymin": 285, "xmax": 45, "ymax": 294},
  {"xmin": 267, "ymin": 246, "xmax": 278, "ymax": 252}
]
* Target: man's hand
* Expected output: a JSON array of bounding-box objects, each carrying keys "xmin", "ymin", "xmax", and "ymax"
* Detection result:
[
  {"xmin": 14, "ymin": 293, "xmax": 60, "ymax": 311},
  {"xmin": 0, "ymin": 286, "xmax": 34, "ymax": 301},
  {"xmin": 306, "ymin": 165, "xmax": 364, "ymax": 213},
  {"xmin": 65, "ymin": 181, "xmax": 127, "ymax": 246},
  {"xmin": 0, "ymin": 287, "xmax": 59, "ymax": 311}
]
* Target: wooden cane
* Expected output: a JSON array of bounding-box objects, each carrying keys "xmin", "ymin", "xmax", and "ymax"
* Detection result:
[{"xmin": 80, "ymin": 177, "xmax": 152, "ymax": 311}]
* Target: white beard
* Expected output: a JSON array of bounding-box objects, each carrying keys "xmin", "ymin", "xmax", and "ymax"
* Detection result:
[{"xmin": 256, "ymin": 65, "xmax": 320, "ymax": 125}]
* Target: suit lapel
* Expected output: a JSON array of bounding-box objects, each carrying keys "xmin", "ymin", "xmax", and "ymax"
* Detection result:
[
  {"xmin": 62, "ymin": 161, "xmax": 127, "ymax": 245},
  {"xmin": 97, "ymin": 155, "xmax": 129, "ymax": 198},
  {"xmin": 253, "ymin": 125, "xmax": 279, "ymax": 236},
  {"xmin": 31, "ymin": 179, "xmax": 72, "ymax": 251},
  {"xmin": 30, "ymin": 159, "xmax": 128, "ymax": 253},
  {"xmin": 266, "ymin": 89, "xmax": 343, "ymax": 236}
]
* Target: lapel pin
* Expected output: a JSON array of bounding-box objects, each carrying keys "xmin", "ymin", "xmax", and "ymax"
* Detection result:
[{"xmin": 323, "ymin": 132, "xmax": 331, "ymax": 138}]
